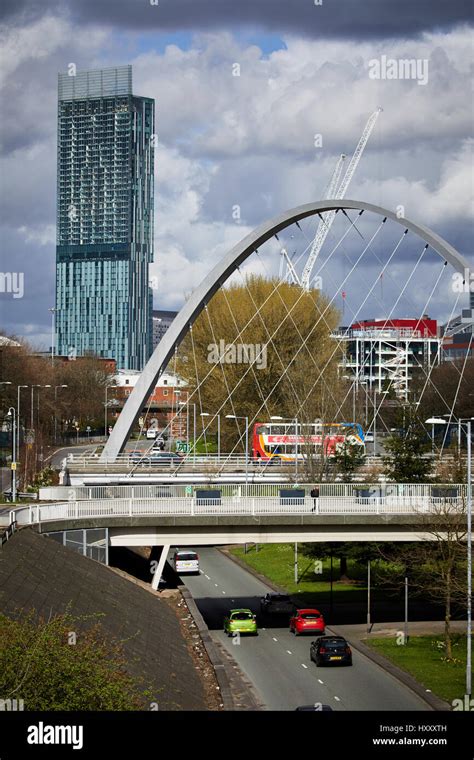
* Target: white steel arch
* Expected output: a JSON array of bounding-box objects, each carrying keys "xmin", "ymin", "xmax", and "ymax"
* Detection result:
[{"xmin": 101, "ymin": 199, "xmax": 471, "ymax": 462}]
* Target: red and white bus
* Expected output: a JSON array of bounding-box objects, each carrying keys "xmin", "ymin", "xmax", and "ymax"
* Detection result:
[{"xmin": 252, "ymin": 421, "xmax": 365, "ymax": 461}]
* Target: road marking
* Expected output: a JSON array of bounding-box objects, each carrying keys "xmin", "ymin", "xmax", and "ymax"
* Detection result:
[
  {"xmin": 272, "ymin": 637, "xmax": 278, "ymax": 642},
  {"xmin": 334, "ymin": 696, "xmax": 341, "ymax": 702},
  {"xmin": 318, "ymin": 679, "xmax": 324, "ymax": 684},
  {"xmin": 222, "ymin": 591, "xmax": 226, "ymax": 594},
  {"xmin": 301, "ymin": 664, "xmax": 308, "ymax": 669},
  {"xmin": 205, "ymin": 575, "xmax": 210, "ymax": 579},
  {"xmin": 286, "ymin": 650, "xmax": 292, "ymax": 655},
  {"xmin": 214, "ymin": 583, "xmax": 219, "ymax": 587}
]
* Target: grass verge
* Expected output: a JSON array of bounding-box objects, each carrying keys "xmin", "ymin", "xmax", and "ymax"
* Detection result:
[{"xmin": 366, "ymin": 635, "xmax": 468, "ymax": 705}]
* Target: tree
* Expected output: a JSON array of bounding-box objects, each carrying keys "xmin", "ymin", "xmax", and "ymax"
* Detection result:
[
  {"xmin": 332, "ymin": 441, "xmax": 365, "ymax": 482},
  {"xmin": 175, "ymin": 275, "xmax": 346, "ymax": 454},
  {"xmin": 382, "ymin": 404, "xmax": 432, "ymax": 482},
  {"xmin": 301, "ymin": 541, "xmax": 383, "ymax": 581},
  {"xmin": 377, "ymin": 496, "xmax": 468, "ymax": 659},
  {"xmin": 0, "ymin": 609, "xmax": 153, "ymax": 710}
]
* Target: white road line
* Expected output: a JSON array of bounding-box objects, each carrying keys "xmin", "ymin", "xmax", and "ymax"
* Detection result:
[
  {"xmin": 272, "ymin": 637, "xmax": 278, "ymax": 642},
  {"xmin": 214, "ymin": 583, "xmax": 219, "ymax": 587},
  {"xmin": 334, "ymin": 696, "xmax": 341, "ymax": 702},
  {"xmin": 205, "ymin": 575, "xmax": 210, "ymax": 580},
  {"xmin": 222, "ymin": 591, "xmax": 226, "ymax": 594},
  {"xmin": 286, "ymin": 650, "xmax": 292, "ymax": 655},
  {"xmin": 301, "ymin": 664, "xmax": 308, "ymax": 669},
  {"xmin": 318, "ymin": 679, "xmax": 324, "ymax": 684}
]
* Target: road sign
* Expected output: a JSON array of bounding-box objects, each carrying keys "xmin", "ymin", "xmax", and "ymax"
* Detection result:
[
  {"xmin": 25, "ymin": 430, "xmax": 35, "ymax": 444},
  {"xmin": 185, "ymin": 485, "xmax": 193, "ymax": 496},
  {"xmin": 11, "ymin": 462, "xmax": 17, "ymax": 471},
  {"xmin": 86, "ymin": 426, "xmax": 91, "ymax": 432}
]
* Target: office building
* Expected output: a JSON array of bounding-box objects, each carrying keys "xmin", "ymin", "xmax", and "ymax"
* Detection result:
[{"xmin": 335, "ymin": 317, "xmax": 441, "ymax": 398}]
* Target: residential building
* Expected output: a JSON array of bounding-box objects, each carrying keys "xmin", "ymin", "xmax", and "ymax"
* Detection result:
[
  {"xmin": 152, "ymin": 310, "xmax": 178, "ymax": 349},
  {"xmin": 55, "ymin": 65, "xmax": 155, "ymax": 370}
]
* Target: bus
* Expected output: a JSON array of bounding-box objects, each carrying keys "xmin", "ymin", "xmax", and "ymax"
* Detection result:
[{"xmin": 252, "ymin": 421, "xmax": 365, "ymax": 461}]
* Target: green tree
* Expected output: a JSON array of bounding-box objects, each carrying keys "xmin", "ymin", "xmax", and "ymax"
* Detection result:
[
  {"xmin": 176, "ymin": 275, "xmax": 345, "ymax": 454},
  {"xmin": 0, "ymin": 609, "xmax": 153, "ymax": 710},
  {"xmin": 382, "ymin": 405, "xmax": 432, "ymax": 482},
  {"xmin": 332, "ymin": 441, "xmax": 365, "ymax": 482}
]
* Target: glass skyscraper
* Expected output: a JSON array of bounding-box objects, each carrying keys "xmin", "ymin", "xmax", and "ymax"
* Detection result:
[{"xmin": 55, "ymin": 65, "xmax": 154, "ymax": 369}]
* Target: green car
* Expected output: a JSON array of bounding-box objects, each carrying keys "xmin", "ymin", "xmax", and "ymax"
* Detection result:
[{"xmin": 223, "ymin": 609, "xmax": 258, "ymax": 637}]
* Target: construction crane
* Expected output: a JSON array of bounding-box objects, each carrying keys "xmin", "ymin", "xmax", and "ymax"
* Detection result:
[
  {"xmin": 282, "ymin": 155, "xmax": 345, "ymax": 285},
  {"xmin": 301, "ymin": 107, "xmax": 382, "ymax": 290}
]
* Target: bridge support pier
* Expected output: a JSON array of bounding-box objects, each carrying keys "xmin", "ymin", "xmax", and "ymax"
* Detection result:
[{"xmin": 151, "ymin": 544, "xmax": 170, "ymax": 590}]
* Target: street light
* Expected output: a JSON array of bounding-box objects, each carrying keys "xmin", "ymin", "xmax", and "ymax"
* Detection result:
[
  {"xmin": 459, "ymin": 417, "xmax": 473, "ymax": 700},
  {"xmin": 225, "ymin": 414, "xmax": 249, "ymax": 483},
  {"xmin": 104, "ymin": 385, "xmax": 120, "ymax": 438},
  {"xmin": 201, "ymin": 412, "xmax": 221, "ymax": 461},
  {"xmin": 54, "ymin": 385, "xmax": 68, "ymax": 444},
  {"xmin": 30, "ymin": 385, "xmax": 51, "ymax": 430},
  {"xmin": 373, "ymin": 390, "xmax": 388, "ymax": 456},
  {"xmin": 49, "ymin": 307, "xmax": 56, "ymax": 366},
  {"xmin": 425, "ymin": 417, "xmax": 447, "ymax": 455},
  {"xmin": 6, "ymin": 407, "xmax": 16, "ymax": 502},
  {"xmin": 17, "ymin": 385, "xmax": 28, "ymax": 460}
]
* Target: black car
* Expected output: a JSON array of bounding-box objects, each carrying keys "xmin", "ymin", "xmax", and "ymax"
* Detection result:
[
  {"xmin": 310, "ymin": 636, "xmax": 353, "ymax": 666},
  {"xmin": 260, "ymin": 593, "xmax": 296, "ymax": 616}
]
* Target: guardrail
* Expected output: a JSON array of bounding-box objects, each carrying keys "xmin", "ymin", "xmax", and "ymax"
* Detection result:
[
  {"xmin": 39, "ymin": 483, "xmax": 471, "ymax": 501},
  {"xmin": 0, "ymin": 518, "xmax": 17, "ymax": 547},
  {"xmin": 9, "ymin": 496, "xmax": 465, "ymax": 526}
]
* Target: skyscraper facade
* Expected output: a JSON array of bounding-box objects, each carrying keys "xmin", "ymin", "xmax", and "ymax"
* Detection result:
[{"xmin": 55, "ymin": 65, "xmax": 154, "ymax": 369}]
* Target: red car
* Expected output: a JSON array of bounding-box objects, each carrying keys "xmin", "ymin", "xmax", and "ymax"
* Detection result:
[{"xmin": 289, "ymin": 609, "xmax": 325, "ymax": 636}]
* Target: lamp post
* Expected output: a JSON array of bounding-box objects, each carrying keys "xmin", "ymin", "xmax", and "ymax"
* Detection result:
[
  {"xmin": 459, "ymin": 417, "xmax": 473, "ymax": 699},
  {"xmin": 373, "ymin": 390, "xmax": 388, "ymax": 457},
  {"xmin": 6, "ymin": 407, "xmax": 16, "ymax": 502},
  {"xmin": 17, "ymin": 385, "xmax": 28, "ymax": 461},
  {"xmin": 49, "ymin": 307, "xmax": 56, "ymax": 366},
  {"xmin": 104, "ymin": 385, "xmax": 120, "ymax": 438},
  {"xmin": 226, "ymin": 414, "xmax": 249, "ymax": 483},
  {"xmin": 425, "ymin": 417, "xmax": 447, "ymax": 455},
  {"xmin": 54, "ymin": 385, "xmax": 68, "ymax": 444},
  {"xmin": 200, "ymin": 412, "xmax": 221, "ymax": 460}
]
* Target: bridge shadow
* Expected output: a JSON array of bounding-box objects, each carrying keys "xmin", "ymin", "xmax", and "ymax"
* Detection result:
[
  {"xmin": 108, "ymin": 547, "xmax": 179, "ymax": 588},
  {"xmin": 187, "ymin": 590, "xmax": 458, "ymax": 630}
]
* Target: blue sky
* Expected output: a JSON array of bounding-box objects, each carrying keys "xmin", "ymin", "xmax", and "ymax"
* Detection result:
[{"xmin": 0, "ymin": 0, "xmax": 472, "ymax": 349}]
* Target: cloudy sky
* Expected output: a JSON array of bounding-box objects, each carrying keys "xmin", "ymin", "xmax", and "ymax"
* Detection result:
[{"xmin": 0, "ymin": 0, "xmax": 472, "ymax": 349}]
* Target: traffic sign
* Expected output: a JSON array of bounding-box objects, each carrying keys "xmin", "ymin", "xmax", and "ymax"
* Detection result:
[{"xmin": 11, "ymin": 462, "xmax": 17, "ymax": 471}]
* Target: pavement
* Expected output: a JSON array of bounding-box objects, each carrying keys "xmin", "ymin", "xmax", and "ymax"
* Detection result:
[{"xmin": 177, "ymin": 546, "xmax": 432, "ymax": 712}]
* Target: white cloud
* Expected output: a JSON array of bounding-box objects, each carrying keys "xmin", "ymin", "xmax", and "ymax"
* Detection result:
[{"xmin": 1, "ymin": 19, "xmax": 472, "ymax": 343}]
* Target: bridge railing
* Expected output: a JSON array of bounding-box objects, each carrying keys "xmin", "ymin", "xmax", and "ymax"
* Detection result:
[
  {"xmin": 10, "ymin": 495, "xmax": 466, "ymax": 526},
  {"xmin": 40, "ymin": 482, "xmax": 471, "ymax": 501}
]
